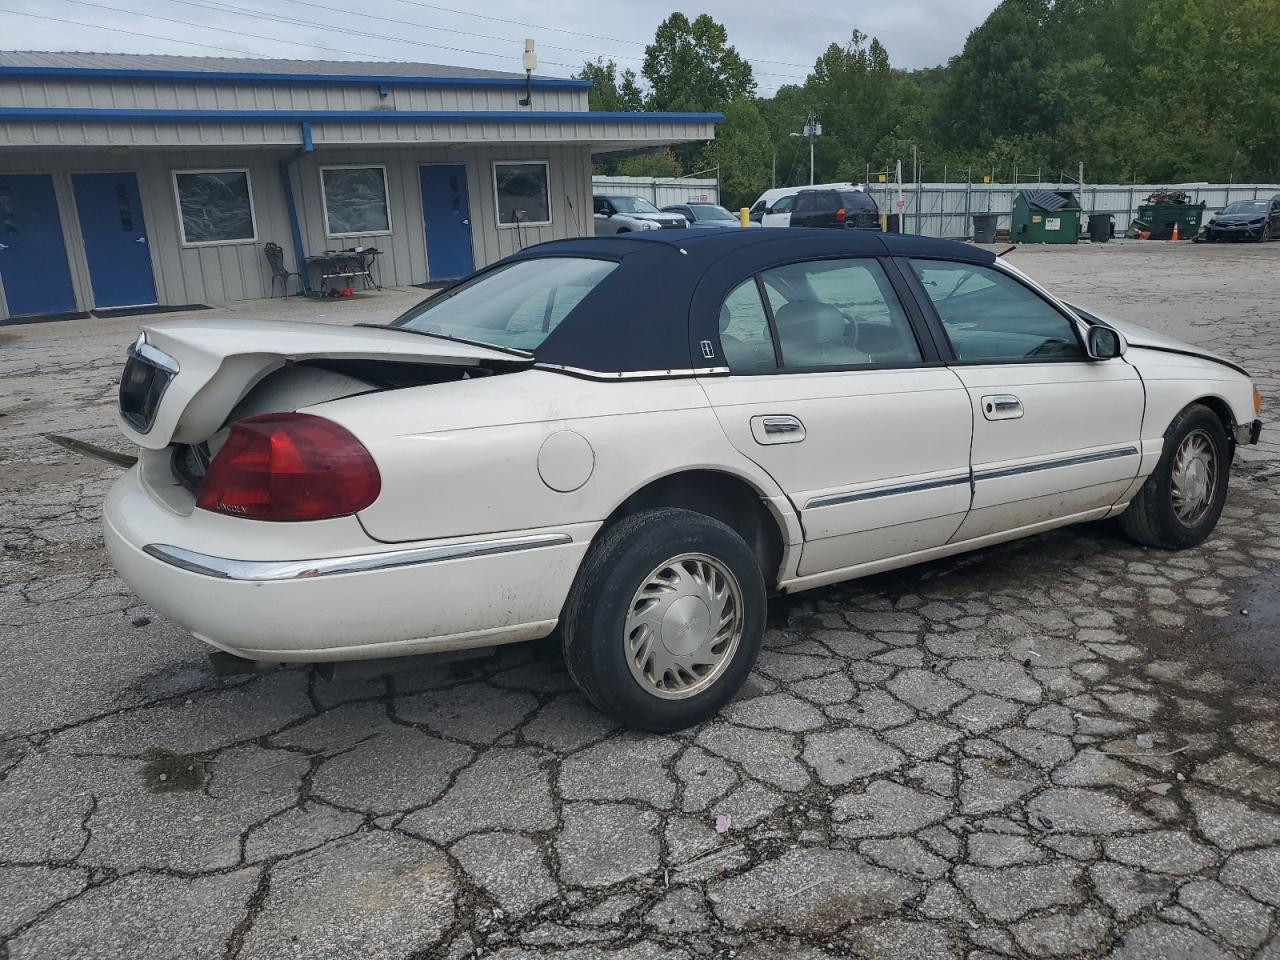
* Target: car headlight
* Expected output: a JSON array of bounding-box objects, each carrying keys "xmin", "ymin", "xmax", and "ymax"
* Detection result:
[
  {"xmin": 642, "ymin": 220, "xmax": 660, "ymax": 231},
  {"xmin": 1250, "ymin": 217, "xmax": 1265, "ymax": 224}
]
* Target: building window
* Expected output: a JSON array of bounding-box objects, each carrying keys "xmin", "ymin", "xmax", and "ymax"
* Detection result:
[
  {"xmin": 172, "ymin": 169, "xmax": 257, "ymax": 245},
  {"xmin": 320, "ymin": 165, "xmax": 392, "ymax": 237},
  {"xmin": 494, "ymin": 161, "xmax": 551, "ymax": 227}
]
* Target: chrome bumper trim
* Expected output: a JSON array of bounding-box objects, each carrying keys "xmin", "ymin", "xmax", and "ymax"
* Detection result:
[
  {"xmin": 142, "ymin": 533, "xmax": 573, "ymax": 582},
  {"xmin": 974, "ymin": 446, "xmax": 1139, "ymax": 483},
  {"xmin": 805, "ymin": 473, "xmax": 970, "ymax": 510}
]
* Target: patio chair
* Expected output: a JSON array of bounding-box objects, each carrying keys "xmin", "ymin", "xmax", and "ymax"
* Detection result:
[{"xmin": 264, "ymin": 242, "xmax": 304, "ymax": 297}]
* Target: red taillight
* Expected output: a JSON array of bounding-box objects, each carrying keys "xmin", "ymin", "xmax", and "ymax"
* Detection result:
[
  {"xmin": 836, "ymin": 207, "xmax": 847, "ymax": 223},
  {"xmin": 196, "ymin": 413, "xmax": 380, "ymax": 521}
]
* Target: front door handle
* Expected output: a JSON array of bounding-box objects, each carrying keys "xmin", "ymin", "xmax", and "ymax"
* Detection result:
[
  {"xmin": 135, "ymin": 236, "xmax": 147, "ymax": 244},
  {"xmin": 751, "ymin": 414, "xmax": 806, "ymax": 444},
  {"xmin": 982, "ymin": 394, "xmax": 1024, "ymax": 421}
]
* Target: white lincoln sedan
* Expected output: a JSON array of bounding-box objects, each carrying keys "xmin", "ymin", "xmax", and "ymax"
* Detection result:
[{"xmin": 104, "ymin": 230, "xmax": 1262, "ymax": 731}]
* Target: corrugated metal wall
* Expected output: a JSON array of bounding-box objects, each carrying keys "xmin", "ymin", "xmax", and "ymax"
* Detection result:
[
  {"xmin": 864, "ymin": 182, "xmax": 1280, "ymax": 238},
  {"xmin": 0, "ymin": 142, "xmax": 595, "ymax": 318},
  {"xmin": 591, "ymin": 176, "xmax": 720, "ymax": 207}
]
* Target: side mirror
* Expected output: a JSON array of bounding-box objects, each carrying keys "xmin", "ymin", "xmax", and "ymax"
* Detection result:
[{"xmin": 1086, "ymin": 325, "xmax": 1126, "ymax": 360}]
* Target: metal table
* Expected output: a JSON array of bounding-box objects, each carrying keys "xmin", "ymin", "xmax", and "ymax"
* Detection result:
[{"xmin": 305, "ymin": 248, "xmax": 381, "ymax": 295}]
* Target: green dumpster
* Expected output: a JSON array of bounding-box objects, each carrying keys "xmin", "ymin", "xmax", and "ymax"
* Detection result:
[
  {"xmin": 1135, "ymin": 201, "xmax": 1205, "ymax": 240},
  {"xmin": 1012, "ymin": 189, "xmax": 1081, "ymax": 244}
]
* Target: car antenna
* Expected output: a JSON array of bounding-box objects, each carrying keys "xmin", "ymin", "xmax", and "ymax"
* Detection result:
[{"xmin": 996, "ymin": 245, "xmax": 1017, "ymax": 257}]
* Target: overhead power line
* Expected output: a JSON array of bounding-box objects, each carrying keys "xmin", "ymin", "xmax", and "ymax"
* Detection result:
[{"xmin": 0, "ymin": 6, "xmax": 274, "ymax": 57}]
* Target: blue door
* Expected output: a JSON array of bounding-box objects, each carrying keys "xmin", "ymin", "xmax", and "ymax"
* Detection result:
[
  {"xmin": 72, "ymin": 172, "xmax": 157, "ymax": 309},
  {"xmin": 0, "ymin": 174, "xmax": 77, "ymax": 318},
  {"xmin": 420, "ymin": 164, "xmax": 474, "ymax": 281}
]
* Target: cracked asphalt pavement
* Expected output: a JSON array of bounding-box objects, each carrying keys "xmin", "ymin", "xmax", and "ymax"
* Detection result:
[{"xmin": 2, "ymin": 242, "xmax": 1280, "ymax": 959}]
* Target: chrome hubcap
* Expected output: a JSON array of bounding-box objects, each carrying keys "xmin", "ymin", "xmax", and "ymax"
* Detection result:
[
  {"xmin": 1171, "ymin": 428, "xmax": 1218, "ymax": 526},
  {"xmin": 623, "ymin": 553, "xmax": 743, "ymax": 700}
]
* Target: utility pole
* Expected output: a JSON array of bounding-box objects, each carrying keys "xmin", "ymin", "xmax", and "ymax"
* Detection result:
[{"xmin": 789, "ymin": 114, "xmax": 821, "ymax": 185}]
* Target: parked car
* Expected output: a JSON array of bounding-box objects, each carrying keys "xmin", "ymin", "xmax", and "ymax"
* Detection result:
[
  {"xmin": 593, "ymin": 195, "xmax": 687, "ymax": 234},
  {"xmin": 749, "ymin": 182, "xmax": 865, "ymax": 227},
  {"xmin": 104, "ymin": 230, "xmax": 1262, "ymax": 732},
  {"xmin": 661, "ymin": 202, "xmax": 760, "ymax": 229},
  {"xmin": 1201, "ymin": 197, "xmax": 1280, "ymax": 241},
  {"xmin": 788, "ymin": 187, "xmax": 880, "ymax": 230}
]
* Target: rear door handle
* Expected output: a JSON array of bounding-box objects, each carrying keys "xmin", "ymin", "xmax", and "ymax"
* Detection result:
[
  {"xmin": 981, "ymin": 394, "xmax": 1024, "ymax": 420},
  {"xmin": 751, "ymin": 414, "xmax": 806, "ymax": 444}
]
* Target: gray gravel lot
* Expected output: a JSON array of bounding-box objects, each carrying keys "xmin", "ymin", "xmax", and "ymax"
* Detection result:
[{"xmin": 2, "ymin": 240, "xmax": 1279, "ymax": 959}]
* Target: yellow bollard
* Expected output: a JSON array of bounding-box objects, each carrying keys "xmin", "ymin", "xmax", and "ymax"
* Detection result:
[{"xmin": 739, "ymin": 207, "xmax": 750, "ymax": 227}]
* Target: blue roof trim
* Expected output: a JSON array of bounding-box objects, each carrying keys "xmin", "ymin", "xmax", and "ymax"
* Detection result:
[
  {"xmin": 0, "ymin": 65, "xmax": 592, "ymax": 90},
  {"xmin": 0, "ymin": 107, "xmax": 723, "ymax": 124}
]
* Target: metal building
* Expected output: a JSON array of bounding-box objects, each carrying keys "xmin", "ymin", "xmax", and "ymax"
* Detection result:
[{"xmin": 0, "ymin": 52, "xmax": 720, "ymax": 322}]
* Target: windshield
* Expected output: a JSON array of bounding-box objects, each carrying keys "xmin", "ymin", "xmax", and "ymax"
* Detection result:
[
  {"xmin": 689, "ymin": 204, "xmax": 736, "ymax": 221},
  {"xmin": 391, "ymin": 257, "xmax": 617, "ymax": 352},
  {"xmin": 608, "ymin": 196, "xmax": 662, "ymax": 215},
  {"xmin": 1221, "ymin": 201, "xmax": 1268, "ymax": 214}
]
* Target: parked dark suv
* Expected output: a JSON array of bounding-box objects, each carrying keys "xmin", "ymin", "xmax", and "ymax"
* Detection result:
[{"xmin": 787, "ymin": 188, "xmax": 880, "ymax": 230}]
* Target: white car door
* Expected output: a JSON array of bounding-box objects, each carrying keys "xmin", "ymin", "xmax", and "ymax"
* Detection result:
[
  {"xmin": 593, "ymin": 198, "xmax": 620, "ymax": 236},
  {"xmin": 761, "ymin": 194, "xmax": 794, "ymax": 228},
  {"xmin": 904, "ymin": 258, "xmax": 1144, "ymax": 542},
  {"xmin": 698, "ymin": 257, "xmax": 974, "ymax": 579}
]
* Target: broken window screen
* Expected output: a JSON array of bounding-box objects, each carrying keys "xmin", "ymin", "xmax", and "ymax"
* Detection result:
[
  {"xmin": 322, "ymin": 166, "xmax": 391, "ymax": 235},
  {"xmin": 495, "ymin": 162, "xmax": 550, "ymax": 225},
  {"xmin": 174, "ymin": 170, "xmax": 256, "ymax": 244}
]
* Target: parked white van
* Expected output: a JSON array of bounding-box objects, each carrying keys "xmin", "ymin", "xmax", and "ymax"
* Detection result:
[{"xmin": 749, "ymin": 183, "xmax": 867, "ymax": 227}]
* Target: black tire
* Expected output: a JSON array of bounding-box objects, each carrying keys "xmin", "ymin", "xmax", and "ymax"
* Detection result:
[
  {"xmin": 1119, "ymin": 403, "xmax": 1231, "ymax": 550},
  {"xmin": 560, "ymin": 508, "xmax": 766, "ymax": 732}
]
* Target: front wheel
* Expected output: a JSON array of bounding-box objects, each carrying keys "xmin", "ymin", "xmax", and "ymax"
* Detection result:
[
  {"xmin": 1120, "ymin": 403, "xmax": 1230, "ymax": 549},
  {"xmin": 560, "ymin": 508, "xmax": 766, "ymax": 732}
]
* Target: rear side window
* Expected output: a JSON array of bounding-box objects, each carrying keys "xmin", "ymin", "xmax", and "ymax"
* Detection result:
[
  {"xmin": 393, "ymin": 257, "xmax": 616, "ymax": 352},
  {"xmin": 717, "ymin": 258, "xmax": 922, "ymax": 371},
  {"xmin": 793, "ymin": 193, "xmax": 817, "ymax": 214},
  {"xmin": 909, "ymin": 260, "xmax": 1083, "ymax": 362},
  {"xmin": 718, "ymin": 280, "xmax": 777, "ymax": 372}
]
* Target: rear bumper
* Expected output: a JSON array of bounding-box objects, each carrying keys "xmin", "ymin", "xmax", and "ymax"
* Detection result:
[{"xmin": 103, "ymin": 466, "xmax": 595, "ymax": 661}]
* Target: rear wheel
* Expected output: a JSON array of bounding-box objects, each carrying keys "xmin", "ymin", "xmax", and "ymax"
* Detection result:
[
  {"xmin": 560, "ymin": 508, "xmax": 766, "ymax": 732},
  {"xmin": 1120, "ymin": 403, "xmax": 1230, "ymax": 549}
]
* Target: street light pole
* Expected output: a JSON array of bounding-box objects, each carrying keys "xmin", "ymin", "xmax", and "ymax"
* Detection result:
[{"xmin": 789, "ymin": 114, "xmax": 821, "ymax": 186}]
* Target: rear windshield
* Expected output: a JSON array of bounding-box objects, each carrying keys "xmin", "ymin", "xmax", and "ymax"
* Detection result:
[
  {"xmin": 608, "ymin": 196, "xmax": 662, "ymax": 214},
  {"xmin": 392, "ymin": 257, "xmax": 617, "ymax": 352},
  {"xmin": 842, "ymin": 192, "xmax": 878, "ymax": 212},
  {"xmin": 689, "ymin": 204, "xmax": 736, "ymax": 220}
]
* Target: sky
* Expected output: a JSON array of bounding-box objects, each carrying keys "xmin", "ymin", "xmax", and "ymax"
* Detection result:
[{"xmin": 0, "ymin": 0, "xmax": 1001, "ymax": 96}]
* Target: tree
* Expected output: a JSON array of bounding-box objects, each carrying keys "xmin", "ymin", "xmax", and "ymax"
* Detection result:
[
  {"xmin": 576, "ymin": 59, "xmax": 644, "ymax": 113},
  {"xmin": 643, "ymin": 13, "xmax": 756, "ymax": 112},
  {"xmin": 703, "ymin": 100, "xmax": 772, "ymax": 210},
  {"xmin": 614, "ymin": 150, "xmax": 684, "ymax": 177}
]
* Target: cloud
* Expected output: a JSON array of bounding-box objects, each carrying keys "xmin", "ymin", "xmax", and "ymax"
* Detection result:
[{"xmin": 0, "ymin": 0, "xmax": 1000, "ymax": 92}]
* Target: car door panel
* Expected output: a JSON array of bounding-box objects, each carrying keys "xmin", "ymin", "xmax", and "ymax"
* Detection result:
[
  {"xmin": 701, "ymin": 369, "xmax": 973, "ymax": 575},
  {"xmin": 762, "ymin": 195, "xmax": 793, "ymax": 228},
  {"xmin": 699, "ymin": 257, "xmax": 973, "ymax": 577},
  {"xmin": 901, "ymin": 257, "xmax": 1145, "ymax": 544}
]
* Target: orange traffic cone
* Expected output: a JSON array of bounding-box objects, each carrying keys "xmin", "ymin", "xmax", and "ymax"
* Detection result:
[{"xmin": 1170, "ymin": 221, "xmax": 1180, "ymax": 241}]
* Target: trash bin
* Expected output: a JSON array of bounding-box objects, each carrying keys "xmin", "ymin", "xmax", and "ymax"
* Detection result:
[
  {"xmin": 1136, "ymin": 202, "xmax": 1205, "ymax": 240},
  {"xmin": 972, "ymin": 213, "xmax": 998, "ymax": 243},
  {"xmin": 1012, "ymin": 190, "xmax": 1082, "ymax": 244},
  {"xmin": 884, "ymin": 213, "xmax": 903, "ymax": 234},
  {"xmin": 1087, "ymin": 213, "xmax": 1113, "ymax": 243}
]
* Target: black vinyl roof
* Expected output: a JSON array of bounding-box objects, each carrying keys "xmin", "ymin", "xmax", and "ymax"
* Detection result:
[{"xmin": 503, "ymin": 230, "xmax": 998, "ymax": 373}]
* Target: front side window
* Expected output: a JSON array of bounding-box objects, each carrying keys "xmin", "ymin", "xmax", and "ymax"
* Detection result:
[
  {"xmin": 321, "ymin": 166, "xmax": 391, "ymax": 236},
  {"xmin": 173, "ymin": 169, "xmax": 256, "ymax": 245},
  {"xmin": 770, "ymin": 195, "xmax": 794, "ymax": 214},
  {"xmin": 495, "ymin": 161, "xmax": 551, "ymax": 226},
  {"xmin": 910, "ymin": 260, "xmax": 1083, "ymax": 362},
  {"xmin": 392, "ymin": 256, "xmax": 614, "ymax": 352},
  {"xmin": 760, "ymin": 258, "xmax": 922, "ymax": 368},
  {"xmin": 793, "ymin": 193, "xmax": 817, "ymax": 214}
]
